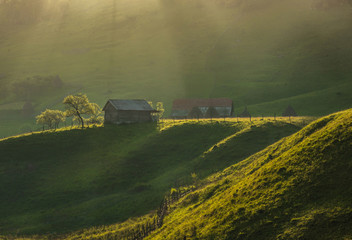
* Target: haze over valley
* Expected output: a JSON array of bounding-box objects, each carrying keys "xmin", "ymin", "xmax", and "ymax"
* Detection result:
[{"xmin": 1, "ymin": 0, "xmax": 352, "ymax": 137}]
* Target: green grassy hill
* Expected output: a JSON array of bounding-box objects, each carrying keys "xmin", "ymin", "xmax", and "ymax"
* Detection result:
[
  {"xmin": 138, "ymin": 109, "xmax": 352, "ymax": 239},
  {"xmin": 27, "ymin": 109, "xmax": 352, "ymax": 240},
  {"xmin": 1, "ymin": 0, "xmax": 352, "ymax": 137},
  {"xmin": 0, "ymin": 119, "xmax": 301, "ymax": 236}
]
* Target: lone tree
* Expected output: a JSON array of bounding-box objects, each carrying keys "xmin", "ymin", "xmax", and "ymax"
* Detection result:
[
  {"xmin": 205, "ymin": 106, "xmax": 219, "ymax": 120},
  {"xmin": 63, "ymin": 94, "xmax": 96, "ymax": 129},
  {"xmin": 282, "ymin": 105, "xmax": 298, "ymax": 117},
  {"xmin": 36, "ymin": 109, "xmax": 66, "ymax": 130},
  {"xmin": 188, "ymin": 106, "xmax": 203, "ymax": 120},
  {"xmin": 238, "ymin": 107, "xmax": 251, "ymax": 118}
]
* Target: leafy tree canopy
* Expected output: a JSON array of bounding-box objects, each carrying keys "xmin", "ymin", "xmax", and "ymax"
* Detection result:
[
  {"xmin": 86, "ymin": 103, "xmax": 104, "ymax": 126},
  {"xmin": 63, "ymin": 94, "xmax": 97, "ymax": 128},
  {"xmin": 36, "ymin": 109, "xmax": 65, "ymax": 130}
]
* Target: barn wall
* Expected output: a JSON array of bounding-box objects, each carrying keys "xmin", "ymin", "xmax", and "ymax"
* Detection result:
[
  {"xmin": 104, "ymin": 105, "xmax": 153, "ymax": 124},
  {"xmin": 117, "ymin": 111, "xmax": 152, "ymax": 123},
  {"xmin": 104, "ymin": 103, "xmax": 119, "ymax": 124},
  {"xmin": 215, "ymin": 107, "xmax": 232, "ymax": 117}
]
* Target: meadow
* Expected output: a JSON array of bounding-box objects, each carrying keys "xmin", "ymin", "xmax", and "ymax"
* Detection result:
[
  {"xmin": 145, "ymin": 109, "xmax": 352, "ymax": 239},
  {"xmin": 3, "ymin": 110, "xmax": 350, "ymax": 239},
  {"xmin": 55, "ymin": 109, "xmax": 352, "ymax": 240},
  {"xmin": 0, "ymin": 117, "xmax": 304, "ymax": 237},
  {"xmin": 1, "ymin": 0, "xmax": 352, "ymax": 238}
]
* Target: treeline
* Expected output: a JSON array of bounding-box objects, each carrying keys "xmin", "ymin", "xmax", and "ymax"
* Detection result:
[
  {"xmin": 14, "ymin": 75, "xmax": 63, "ymax": 100},
  {"xmin": 0, "ymin": 75, "xmax": 63, "ymax": 101},
  {"xmin": 36, "ymin": 94, "xmax": 103, "ymax": 130},
  {"xmin": 0, "ymin": 0, "xmax": 71, "ymax": 24},
  {"xmin": 313, "ymin": 0, "xmax": 352, "ymax": 10}
]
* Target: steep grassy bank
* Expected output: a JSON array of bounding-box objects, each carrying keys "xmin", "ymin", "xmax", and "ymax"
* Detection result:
[
  {"xmin": 142, "ymin": 109, "xmax": 352, "ymax": 239},
  {"xmin": 34, "ymin": 110, "xmax": 352, "ymax": 240},
  {"xmin": 0, "ymin": 119, "xmax": 301, "ymax": 235}
]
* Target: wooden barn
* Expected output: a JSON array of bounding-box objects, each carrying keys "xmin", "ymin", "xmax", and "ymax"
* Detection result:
[
  {"xmin": 103, "ymin": 99, "xmax": 157, "ymax": 124},
  {"xmin": 170, "ymin": 98, "xmax": 233, "ymax": 119}
]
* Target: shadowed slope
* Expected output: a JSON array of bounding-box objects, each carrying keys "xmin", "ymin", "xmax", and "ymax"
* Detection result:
[{"xmin": 0, "ymin": 119, "xmax": 300, "ymax": 235}]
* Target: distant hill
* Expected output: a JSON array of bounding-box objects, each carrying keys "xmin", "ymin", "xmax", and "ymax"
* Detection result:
[
  {"xmin": 0, "ymin": 0, "xmax": 352, "ymax": 137},
  {"xmin": 0, "ymin": 119, "xmax": 301, "ymax": 235}
]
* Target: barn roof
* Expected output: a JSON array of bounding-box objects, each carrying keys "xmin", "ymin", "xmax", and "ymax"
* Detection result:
[
  {"xmin": 172, "ymin": 98, "xmax": 233, "ymax": 111},
  {"xmin": 103, "ymin": 99, "xmax": 157, "ymax": 112}
]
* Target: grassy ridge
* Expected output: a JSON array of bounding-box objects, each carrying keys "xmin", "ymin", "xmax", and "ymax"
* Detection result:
[
  {"xmin": 0, "ymin": 119, "xmax": 302, "ymax": 235},
  {"xmin": 23, "ymin": 111, "xmax": 351, "ymax": 240},
  {"xmin": 139, "ymin": 109, "xmax": 352, "ymax": 239},
  {"xmin": 1, "ymin": 0, "xmax": 352, "ymax": 137}
]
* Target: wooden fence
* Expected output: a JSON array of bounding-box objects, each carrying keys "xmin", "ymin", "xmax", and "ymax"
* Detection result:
[{"xmin": 118, "ymin": 187, "xmax": 195, "ymax": 240}]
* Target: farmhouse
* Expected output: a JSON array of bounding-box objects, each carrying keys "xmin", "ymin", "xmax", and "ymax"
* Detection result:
[
  {"xmin": 103, "ymin": 99, "xmax": 157, "ymax": 124},
  {"xmin": 170, "ymin": 98, "xmax": 233, "ymax": 119}
]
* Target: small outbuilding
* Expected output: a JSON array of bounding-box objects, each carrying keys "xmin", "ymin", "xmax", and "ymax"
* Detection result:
[{"xmin": 103, "ymin": 99, "xmax": 158, "ymax": 124}]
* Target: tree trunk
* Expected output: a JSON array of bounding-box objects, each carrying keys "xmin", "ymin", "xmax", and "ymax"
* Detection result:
[
  {"xmin": 80, "ymin": 116, "xmax": 84, "ymax": 128},
  {"xmin": 76, "ymin": 111, "xmax": 84, "ymax": 129}
]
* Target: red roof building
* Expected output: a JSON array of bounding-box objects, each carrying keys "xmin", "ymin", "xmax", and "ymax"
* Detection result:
[{"xmin": 170, "ymin": 98, "xmax": 233, "ymax": 119}]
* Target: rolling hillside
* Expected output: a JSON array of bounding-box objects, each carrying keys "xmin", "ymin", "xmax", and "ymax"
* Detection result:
[
  {"xmin": 0, "ymin": 118, "xmax": 302, "ymax": 236},
  {"xmin": 1, "ymin": 0, "xmax": 352, "ymax": 137},
  {"xmin": 54, "ymin": 109, "xmax": 352, "ymax": 240},
  {"xmin": 144, "ymin": 109, "xmax": 352, "ymax": 239}
]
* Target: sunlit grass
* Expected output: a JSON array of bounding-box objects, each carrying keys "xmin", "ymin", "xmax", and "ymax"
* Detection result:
[
  {"xmin": 2, "ymin": 110, "xmax": 346, "ymax": 239},
  {"xmin": 0, "ymin": 123, "xmax": 103, "ymax": 142},
  {"xmin": 159, "ymin": 116, "xmax": 315, "ymax": 131},
  {"xmin": 144, "ymin": 109, "xmax": 352, "ymax": 239},
  {"xmin": 0, "ymin": 116, "xmax": 312, "ymax": 142}
]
